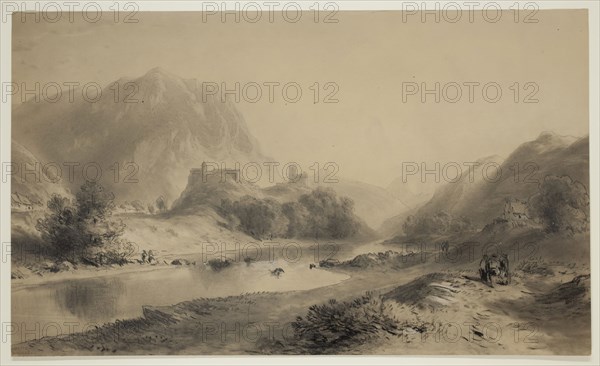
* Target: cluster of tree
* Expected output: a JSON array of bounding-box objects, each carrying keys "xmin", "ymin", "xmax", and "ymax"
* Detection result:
[
  {"xmin": 529, "ymin": 175, "xmax": 589, "ymax": 234},
  {"xmin": 402, "ymin": 211, "xmax": 473, "ymax": 237},
  {"xmin": 146, "ymin": 196, "xmax": 168, "ymax": 214},
  {"xmin": 36, "ymin": 181, "xmax": 135, "ymax": 264},
  {"xmin": 220, "ymin": 188, "xmax": 359, "ymax": 240}
]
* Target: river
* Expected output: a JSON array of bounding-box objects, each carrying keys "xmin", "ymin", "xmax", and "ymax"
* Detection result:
[{"xmin": 11, "ymin": 260, "xmax": 350, "ymax": 344}]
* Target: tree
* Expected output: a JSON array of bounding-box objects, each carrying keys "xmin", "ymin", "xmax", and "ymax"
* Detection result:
[
  {"xmin": 155, "ymin": 196, "xmax": 167, "ymax": 212},
  {"xmin": 219, "ymin": 188, "xmax": 360, "ymax": 240},
  {"xmin": 298, "ymin": 188, "xmax": 358, "ymax": 239},
  {"xmin": 327, "ymin": 196, "xmax": 358, "ymax": 239},
  {"xmin": 282, "ymin": 201, "xmax": 310, "ymax": 238},
  {"xmin": 76, "ymin": 181, "xmax": 115, "ymax": 222},
  {"xmin": 36, "ymin": 195, "xmax": 86, "ymax": 260},
  {"xmin": 529, "ymin": 175, "xmax": 589, "ymax": 234},
  {"xmin": 36, "ymin": 181, "xmax": 134, "ymax": 263},
  {"xmin": 227, "ymin": 196, "xmax": 288, "ymax": 239}
]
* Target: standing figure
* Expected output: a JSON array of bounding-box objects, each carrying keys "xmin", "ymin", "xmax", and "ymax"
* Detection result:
[
  {"xmin": 141, "ymin": 250, "xmax": 147, "ymax": 264},
  {"xmin": 479, "ymin": 254, "xmax": 489, "ymax": 282},
  {"xmin": 147, "ymin": 250, "xmax": 155, "ymax": 264},
  {"xmin": 441, "ymin": 241, "xmax": 449, "ymax": 254},
  {"xmin": 499, "ymin": 253, "xmax": 510, "ymax": 284}
]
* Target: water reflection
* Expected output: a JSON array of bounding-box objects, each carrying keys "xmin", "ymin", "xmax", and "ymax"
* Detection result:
[
  {"xmin": 12, "ymin": 262, "xmax": 349, "ymax": 344},
  {"xmin": 54, "ymin": 278, "xmax": 125, "ymax": 322}
]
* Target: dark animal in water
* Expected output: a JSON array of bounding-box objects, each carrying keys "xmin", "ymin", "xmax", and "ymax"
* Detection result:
[{"xmin": 270, "ymin": 268, "xmax": 285, "ymax": 278}]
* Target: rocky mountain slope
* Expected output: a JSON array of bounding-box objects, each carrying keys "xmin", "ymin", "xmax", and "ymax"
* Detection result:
[
  {"xmin": 380, "ymin": 132, "xmax": 589, "ymax": 236},
  {"xmin": 12, "ymin": 67, "xmax": 267, "ymax": 206}
]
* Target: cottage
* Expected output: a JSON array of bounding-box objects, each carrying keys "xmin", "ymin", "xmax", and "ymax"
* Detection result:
[
  {"xmin": 503, "ymin": 198, "xmax": 529, "ymax": 221},
  {"xmin": 11, "ymin": 192, "xmax": 34, "ymax": 210}
]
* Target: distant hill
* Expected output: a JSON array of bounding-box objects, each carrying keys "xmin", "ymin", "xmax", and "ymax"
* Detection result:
[
  {"xmin": 12, "ymin": 67, "xmax": 268, "ymax": 206},
  {"xmin": 12, "ymin": 67, "xmax": 410, "ymax": 230},
  {"xmin": 385, "ymin": 177, "xmax": 436, "ymax": 210},
  {"xmin": 264, "ymin": 177, "xmax": 410, "ymax": 229},
  {"xmin": 170, "ymin": 167, "xmax": 403, "ymax": 232},
  {"xmin": 380, "ymin": 132, "xmax": 589, "ymax": 237},
  {"xmin": 319, "ymin": 179, "xmax": 410, "ymax": 229},
  {"xmin": 169, "ymin": 169, "xmax": 378, "ymax": 240},
  {"xmin": 171, "ymin": 169, "xmax": 264, "ymax": 213},
  {"xmin": 11, "ymin": 142, "xmax": 71, "ymax": 210}
]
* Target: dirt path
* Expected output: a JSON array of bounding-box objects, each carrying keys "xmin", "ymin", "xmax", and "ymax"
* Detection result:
[{"xmin": 11, "ymin": 244, "xmax": 590, "ymax": 356}]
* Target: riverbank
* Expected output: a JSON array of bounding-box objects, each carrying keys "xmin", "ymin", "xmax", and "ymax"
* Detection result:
[
  {"xmin": 12, "ymin": 259, "xmax": 591, "ymax": 355},
  {"xmin": 11, "ymin": 229, "xmax": 591, "ymax": 355},
  {"xmin": 11, "ymin": 236, "xmax": 385, "ymax": 287}
]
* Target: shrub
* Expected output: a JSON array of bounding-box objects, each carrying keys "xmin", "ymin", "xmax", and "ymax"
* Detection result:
[
  {"xmin": 529, "ymin": 175, "xmax": 589, "ymax": 234},
  {"xmin": 36, "ymin": 181, "xmax": 135, "ymax": 263},
  {"xmin": 207, "ymin": 258, "xmax": 232, "ymax": 271},
  {"xmin": 296, "ymin": 188, "xmax": 358, "ymax": 239},
  {"xmin": 516, "ymin": 256, "xmax": 554, "ymax": 276},
  {"xmin": 91, "ymin": 239, "xmax": 137, "ymax": 265},
  {"xmin": 292, "ymin": 291, "xmax": 399, "ymax": 353},
  {"xmin": 36, "ymin": 195, "xmax": 87, "ymax": 260},
  {"xmin": 155, "ymin": 196, "xmax": 167, "ymax": 212},
  {"xmin": 220, "ymin": 188, "xmax": 360, "ymax": 240},
  {"xmin": 220, "ymin": 196, "xmax": 288, "ymax": 239},
  {"xmin": 281, "ymin": 201, "xmax": 309, "ymax": 238}
]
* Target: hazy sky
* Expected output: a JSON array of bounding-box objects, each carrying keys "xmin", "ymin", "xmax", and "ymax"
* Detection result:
[{"xmin": 12, "ymin": 10, "xmax": 589, "ymax": 188}]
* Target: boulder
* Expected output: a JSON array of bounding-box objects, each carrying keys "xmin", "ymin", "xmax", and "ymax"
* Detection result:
[
  {"xmin": 50, "ymin": 261, "xmax": 76, "ymax": 272},
  {"xmin": 171, "ymin": 259, "xmax": 190, "ymax": 266}
]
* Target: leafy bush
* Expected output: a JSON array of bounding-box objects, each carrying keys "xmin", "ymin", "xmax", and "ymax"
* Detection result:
[
  {"xmin": 516, "ymin": 256, "xmax": 554, "ymax": 276},
  {"xmin": 36, "ymin": 181, "xmax": 135, "ymax": 263},
  {"xmin": 220, "ymin": 188, "xmax": 359, "ymax": 240},
  {"xmin": 207, "ymin": 258, "xmax": 232, "ymax": 271},
  {"xmin": 298, "ymin": 188, "xmax": 358, "ymax": 239},
  {"xmin": 90, "ymin": 239, "xmax": 137, "ymax": 266},
  {"xmin": 281, "ymin": 201, "xmax": 310, "ymax": 238},
  {"xmin": 35, "ymin": 195, "xmax": 87, "ymax": 259},
  {"xmin": 155, "ymin": 196, "xmax": 167, "ymax": 212},
  {"xmin": 529, "ymin": 175, "xmax": 589, "ymax": 234},
  {"xmin": 221, "ymin": 196, "xmax": 288, "ymax": 239},
  {"xmin": 292, "ymin": 291, "xmax": 399, "ymax": 353}
]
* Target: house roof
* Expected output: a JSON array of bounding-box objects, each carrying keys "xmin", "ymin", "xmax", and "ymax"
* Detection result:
[
  {"xmin": 508, "ymin": 201, "xmax": 528, "ymax": 214},
  {"xmin": 11, "ymin": 192, "xmax": 32, "ymax": 206}
]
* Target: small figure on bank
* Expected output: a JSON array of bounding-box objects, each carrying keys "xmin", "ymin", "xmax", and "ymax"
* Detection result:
[{"xmin": 147, "ymin": 250, "xmax": 155, "ymax": 264}]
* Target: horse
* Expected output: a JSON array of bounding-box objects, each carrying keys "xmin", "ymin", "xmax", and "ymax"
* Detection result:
[{"xmin": 479, "ymin": 254, "xmax": 510, "ymax": 287}]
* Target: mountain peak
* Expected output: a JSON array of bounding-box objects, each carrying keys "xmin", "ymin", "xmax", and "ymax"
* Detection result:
[
  {"xmin": 532, "ymin": 131, "xmax": 577, "ymax": 150},
  {"xmin": 537, "ymin": 130, "xmax": 557, "ymax": 138},
  {"xmin": 145, "ymin": 66, "xmax": 171, "ymax": 75},
  {"xmin": 141, "ymin": 66, "xmax": 181, "ymax": 83},
  {"xmin": 13, "ymin": 67, "xmax": 267, "ymax": 204}
]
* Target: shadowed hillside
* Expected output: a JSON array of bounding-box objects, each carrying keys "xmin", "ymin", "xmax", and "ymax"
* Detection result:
[
  {"xmin": 380, "ymin": 132, "xmax": 589, "ymax": 237},
  {"xmin": 12, "ymin": 67, "xmax": 268, "ymax": 205}
]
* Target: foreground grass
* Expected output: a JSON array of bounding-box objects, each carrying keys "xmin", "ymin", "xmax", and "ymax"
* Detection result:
[{"xmin": 12, "ymin": 263, "xmax": 590, "ymax": 356}]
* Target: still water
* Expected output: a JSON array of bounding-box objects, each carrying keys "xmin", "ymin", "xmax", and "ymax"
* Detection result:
[{"xmin": 11, "ymin": 261, "xmax": 349, "ymax": 344}]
